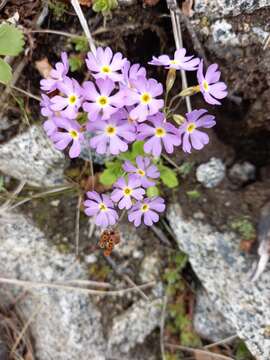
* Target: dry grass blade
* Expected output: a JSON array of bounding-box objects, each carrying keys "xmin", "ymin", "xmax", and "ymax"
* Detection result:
[
  {"xmin": 0, "ymin": 277, "xmax": 155, "ymax": 296},
  {"xmin": 165, "ymin": 343, "xmax": 234, "ymax": 360}
]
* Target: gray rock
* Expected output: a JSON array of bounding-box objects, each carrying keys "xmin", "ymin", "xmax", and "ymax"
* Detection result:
[
  {"xmin": 0, "ymin": 125, "xmax": 66, "ymax": 187},
  {"xmin": 167, "ymin": 203, "xmax": 270, "ymax": 360},
  {"xmin": 108, "ymin": 298, "xmax": 162, "ymax": 356},
  {"xmin": 211, "ymin": 20, "xmax": 240, "ymax": 46},
  {"xmin": 194, "ymin": 0, "xmax": 269, "ymax": 18},
  {"xmin": 193, "ymin": 289, "xmax": 235, "ymax": 342},
  {"xmin": 140, "ymin": 253, "xmax": 160, "ymax": 283},
  {"xmin": 0, "ymin": 212, "xmax": 106, "ymax": 360},
  {"xmin": 196, "ymin": 157, "xmax": 226, "ymax": 188},
  {"xmin": 229, "ymin": 162, "xmax": 256, "ymax": 185}
]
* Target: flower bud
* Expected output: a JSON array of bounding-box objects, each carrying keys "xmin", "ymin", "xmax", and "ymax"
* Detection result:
[
  {"xmin": 166, "ymin": 68, "xmax": 176, "ymax": 94},
  {"xmin": 179, "ymin": 85, "xmax": 200, "ymax": 97},
  {"xmin": 173, "ymin": 114, "xmax": 186, "ymax": 125}
]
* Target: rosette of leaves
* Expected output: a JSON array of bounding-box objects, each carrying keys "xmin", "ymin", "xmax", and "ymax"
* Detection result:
[
  {"xmin": 0, "ymin": 23, "xmax": 24, "ymax": 84},
  {"xmin": 92, "ymin": 0, "xmax": 118, "ymax": 14}
]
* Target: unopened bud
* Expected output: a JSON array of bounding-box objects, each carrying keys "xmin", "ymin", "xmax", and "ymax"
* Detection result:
[
  {"xmin": 179, "ymin": 85, "xmax": 200, "ymax": 97},
  {"xmin": 166, "ymin": 68, "xmax": 176, "ymax": 94},
  {"xmin": 173, "ymin": 114, "xmax": 186, "ymax": 125}
]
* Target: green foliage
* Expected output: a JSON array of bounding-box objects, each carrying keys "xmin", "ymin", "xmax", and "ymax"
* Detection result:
[
  {"xmin": 0, "ymin": 23, "xmax": 24, "ymax": 84},
  {"xmin": 0, "ymin": 23, "xmax": 24, "ymax": 56},
  {"xmin": 235, "ymin": 340, "xmax": 253, "ymax": 360},
  {"xmin": 147, "ymin": 186, "xmax": 159, "ymax": 198},
  {"xmin": 164, "ymin": 252, "xmax": 202, "ymax": 348},
  {"xmin": 0, "ymin": 176, "xmax": 4, "ymax": 192},
  {"xmin": 186, "ymin": 190, "xmax": 201, "ymax": 200},
  {"xmin": 69, "ymin": 55, "xmax": 83, "ymax": 72},
  {"xmin": 0, "ymin": 59, "xmax": 12, "ymax": 83},
  {"xmin": 99, "ymin": 160, "xmax": 123, "ymax": 186},
  {"xmin": 158, "ymin": 164, "xmax": 179, "ymax": 188},
  {"xmin": 119, "ymin": 141, "xmax": 145, "ymax": 161},
  {"xmin": 48, "ymin": 0, "xmax": 68, "ymax": 20},
  {"xmin": 230, "ymin": 216, "xmax": 256, "ymax": 240},
  {"xmin": 92, "ymin": 0, "xmax": 118, "ymax": 13},
  {"xmin": 178, "ymin": 162, "xmax": 193, "ymax": 178},
  {"xmin": 70, "ymin": 36, "xmax": 89, "ymax": 52}
]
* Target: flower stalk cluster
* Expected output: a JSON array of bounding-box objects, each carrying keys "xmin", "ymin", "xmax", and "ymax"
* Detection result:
[{"xmin": 40, "ymin": 46, "xmax": 227, "ymax": 230}]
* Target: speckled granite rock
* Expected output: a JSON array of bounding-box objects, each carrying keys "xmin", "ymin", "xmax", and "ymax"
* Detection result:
[
  {"xmin": 0, "ymin": 125, "xmax": 66, "ymax": 187},
  {"xmin": 108, "ymin": 298, "xmax": 162, "ymax": 356},
  {"xmin": 0, "ymin": 212, "xmax": 106, "ymax": 360},
  {"xmin": 167, "ymin": 203, "xmax": 270, "ymax": 360},
  {"xmin": 196, "ymin": 157, "xmax": 226, "ymax": 188},
  {"xmin": 193, "ymin": 289, "xmax": 235, "ymax": 341},
  {"xmin": 194, "ymin": 0, "xmax": 269, "ymax": 18}
]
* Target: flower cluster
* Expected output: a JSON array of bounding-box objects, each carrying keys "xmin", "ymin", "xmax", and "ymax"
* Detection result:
[{"xmin": 40, "ymin": 46, "xmax": 227, "ymax": 231}]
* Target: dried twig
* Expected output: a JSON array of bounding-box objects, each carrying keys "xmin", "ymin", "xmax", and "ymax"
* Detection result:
[
  {"xmin": 204, "ymin": 335, "xmax": 238, "ymax": 349},
  {"xmin": 75, "ymin": 194, "xmax": 82, "ymax": 256}
]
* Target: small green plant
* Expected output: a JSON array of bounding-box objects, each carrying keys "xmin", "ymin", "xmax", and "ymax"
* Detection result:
[
  {"xmin": 70, "ymin": 36, "xmax": 89, "ymax": 53},
  {"xmin": 230, "ymin": 216, "xmax": 256, "ymax": 240},
  {"xmin": 48, "ymin": 0, "xmax": 68, "ymax": 20},
  {"xmin": 0, "ymin": 23, "xmax": 24, "ymax": 84},
  {"xmin": 186, "ymin": 189, "xmax": 201, "ymax": 200},
  {"xmin": 178, "ymin": 161, "xmax": 194, "ymax": 178},
  {"xmin": 235, "ymin": 340, "xmax": 253, "ymax": 360},
  {"xmin": 99, "ymin": 140, "xmax": 179, "ymax": 190},
  {"xmin": 69, "ymin": 55, "xmax": 83, "ymax": 72},
  {"xmin": 92, "ymin": 0, "xmax": 118, "ymax": 14},
  {"xmin": 164, "ymin": 252, "xmax": 202, "ymax": 348}
]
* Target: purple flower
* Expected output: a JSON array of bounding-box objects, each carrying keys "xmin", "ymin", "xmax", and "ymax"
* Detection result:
[
  {"xmin": 50, "ymin": 77, "xmax": 83, "ymax": 119},
  {"xmin": 123, "ymin": 156, "xmax": 160, "ymax": 188},
  {"xmin": 51, "ymin": 117, "xmax": 84, "ymax": 158},
  {"xmin": 86, "ymin": 47, "xmax": 126, "ymax": 82},
  {"xmin": 40, "ymin": 94, "xmax": 54, "ymax": 118},
  {"xmin": 40, "ymin": 52, "xmax": 69, "ymax": 92},
  {"xmin": 83, "ymin": 79, "xmax": 124, "ymax": 122},
  {"xmin": 88, "ymin": 111, "xmax": 136, "ymax": 155},
  {"xmin": 179, "ymin": 109, "xmax": 216, "ymax": 153},
  {"xmin": 149, "ymin": 48, "xmax": 200, "ymax": 71},
  {"xmin": 84, "ymin": 191, "xmax": 118, "ymax": 228},
  {"xmin": 111, "ymin": 175, "xmax": 145, "ymax": 210},
  {"xmin": 137, "ymin": 113, "xmax": 181, "ymax": 157},
  {"xmin": 125, "ymin": 77, "xmax": 164, "ymax": 122},
  {"xmin": 122, "ymin": 60, "xmax": 147, "ymax": 88},
  {"xmin": 128, "ymin": 197, "xmax": 165, "ymax": 227},
  {"xmin": 197, "ymin": 60, "xmax": 228, "ymax": 105},
  {"xmin": 43, "ymin": 117, "xmax": 57, "ymax": 137}
]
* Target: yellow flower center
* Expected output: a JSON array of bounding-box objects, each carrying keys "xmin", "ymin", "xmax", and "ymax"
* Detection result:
[
  {"xmin": 69, "ymin": 94, "xmax": 77, "ymax": 105},
  {"xmin": 69, "ymin": 129, "xmax": 79, "ymax": 139},
  {"xmin": 97, "ymin": 96, "xmax": 109, "ymax": 107},
  {"xmin": 137, "ymin": 169, "xmax": 145, "ymax": 176},
  {"xmin": 101, "ymin": 65, "xmax": 111, "ymax": 74},
  {"xmin": 170, "ymin": 60, "xmax": 179, "ymax": 65},
  {"xmin": 140, "ymin": 92, "xmax": 152, "ymax": 104},
  {"xmin": 155, "ymin": 127, "xmax": 166, "ymax": 137},
  {"xmin": 202, "ymin": 80, "xmax": 209, "ymax": 92},
  {"xmin": 99, "ymin": 203, "xmax": 108, "ymax": 211},
  {"xmin": 123, "ymin": 187, "xmax": 132, "ymax": 196},
  {"xmin": 105, "ymin": 125, "xmax": 116, "ymax": 136},
  {"xmin": 187, "ymin": 123, "xmax": 196, "ymax": 133},
  {"xmin": 141, "ymin": 203, "xmax": 149, "ymax": 212}
]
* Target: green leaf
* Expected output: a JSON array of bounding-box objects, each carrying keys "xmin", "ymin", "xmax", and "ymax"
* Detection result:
[
  {"xmin": 100, "ymin": 160, "xmax": 123, "ymax": 185},
  {"xmin": 131, "ymin": 141, "xmax": 145, "ymax": 157},
  {"xmin": 0, "ymin": 176, "xmax": 4, "ymax": 192},
  {"xmin": 158, "ymin": 165, "xmax": 178, "ymax": 188},
  {"xmin": 146, "ymin": 186, "xmax": 159, "ymax": 198},
  {"xmin": 0, "ymin": 58, "xmax": 12, "ymax": 84},
  {"xmin": 92, "ymin": 0, "xmax": 118, "ymax": 12},
  {"xmin": 69, "ymin": 55, "xmax": 83, "ymax": 72},
  {"xmin": 0, "ymin": 23, "xmax": 24, "ymax": 56}
]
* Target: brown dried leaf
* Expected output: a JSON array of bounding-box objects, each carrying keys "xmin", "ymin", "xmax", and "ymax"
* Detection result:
[
  {"xmin": 182, "ymin": 0, "xmax": 194, "ymax": 17},
  {"xmin": 35, "ymin": 58, "xmax": 52, "ymax": 79},
  {"xmin": 80, "ymin": 173, "xmax": 112, "ymax": 193},
  {"xmin": 79, "ymin": 0, "xmax": 92, "ymax": 6}
]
